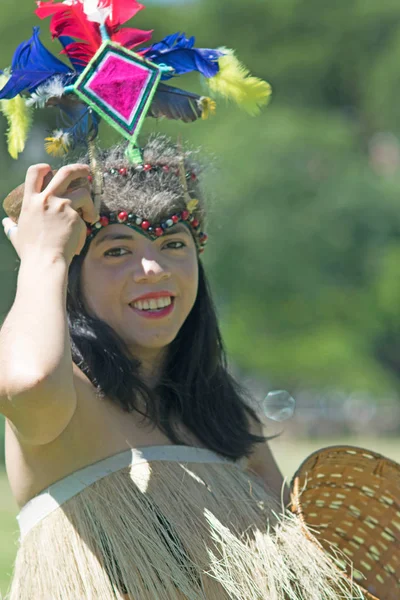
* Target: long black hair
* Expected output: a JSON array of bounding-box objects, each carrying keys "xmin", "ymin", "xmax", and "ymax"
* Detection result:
[{"xmin": 67, "ymin": 252, "xmax": 267, "ymax": 460}]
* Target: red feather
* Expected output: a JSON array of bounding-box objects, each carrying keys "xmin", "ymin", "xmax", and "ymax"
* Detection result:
[
  {"xmin": 103, "ymin": 0, "xmax": 145, "ymax": 28},
  {"xmin": 60, "ymin": 42, "xmax": 96, "ymax": 66},
  {"xmin": 36, "ymin": 2, "xmax": 101, "ymax": 58},
  {"xmin": 112, "ymin": 27, "xmax": 153, "ymax": 49},
  {"xmin": 36, "ymin": 1, "xmax": 152, "ymax": 66}
]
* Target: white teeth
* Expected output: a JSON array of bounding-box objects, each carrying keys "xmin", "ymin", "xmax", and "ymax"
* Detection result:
[
  {"xmin": 162, "ymin": 297, "xmax": 172, "ymax": 308},
  {"xmin": 132, "ymin": 297, "xmax": 173, "ymax": 311}
]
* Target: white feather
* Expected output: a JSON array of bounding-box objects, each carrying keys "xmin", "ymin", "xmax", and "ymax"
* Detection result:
[
  {"xmin": 82, "ymin": 0, "xmax": 110, "ymax": 24},
  {"xmin": 26, "ymin": 76, "xmax": 66, "ymax": 108},
  {"xmin": 42, "ymin": 76, "xmax": 66, "ymax": 99}
]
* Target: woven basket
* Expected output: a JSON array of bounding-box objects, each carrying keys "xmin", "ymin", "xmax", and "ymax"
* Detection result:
[{"xmin": 290, "ymin": 445, "xmax": 400, "ymax": 600}]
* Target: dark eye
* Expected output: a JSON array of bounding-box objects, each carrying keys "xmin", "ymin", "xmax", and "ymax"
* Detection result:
[
  {"xmin": 104, "ymin": 247, "xmax": 130, "ymax": 257},
  {"xmin": 164, "ymin": 241, "xmax": 186, "ymax": 250}
]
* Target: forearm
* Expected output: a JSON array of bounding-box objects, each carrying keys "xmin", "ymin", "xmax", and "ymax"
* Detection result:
[{"xmin": 0, "ymin": 254, "xmax": 73, "ymax": 397}]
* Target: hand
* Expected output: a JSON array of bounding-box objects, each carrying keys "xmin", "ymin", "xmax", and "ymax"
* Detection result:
[{"xmin": 2, "ymin": 164, "xmax": 100, "ymax": 263}]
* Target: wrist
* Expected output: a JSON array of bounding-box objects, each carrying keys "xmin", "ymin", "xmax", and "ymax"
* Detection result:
[
  {"xmin": 19, "ymin": 250, "xmax": 70, "ymax": 270},
  {"xmin": 18, "ymin": 252, "xmax": 70, "ymax": 286}
]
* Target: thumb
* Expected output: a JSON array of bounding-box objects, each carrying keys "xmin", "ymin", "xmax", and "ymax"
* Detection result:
[{"xmin": 2, "ymin": 218, "xmax": 20, "ymax": 256}]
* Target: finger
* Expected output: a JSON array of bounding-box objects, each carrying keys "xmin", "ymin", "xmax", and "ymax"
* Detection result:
[
  {"xmin": 2, "ymin": 217, "xmax": 17, "ymax": 233},
  {"xmin": 43, "ymin": 164, "xmax": 91, "ymax": 199},
  {"xmin": 63, "ymin": 187, "xmax": 100, "ymax": 224},
  {"xmin": 41, "ymin": 169, "xmax": 87, "ymax": 195},
  {"xmin": 24, "ymin": 164, "xmax": 53, "ymax": 198},
  {"xmin": 41, "ymin": 169, "xmax": 55, "ymax": 192},
  {"xmin": 75, "ymin": 222, "xmax": 88, "ymax": 256}
]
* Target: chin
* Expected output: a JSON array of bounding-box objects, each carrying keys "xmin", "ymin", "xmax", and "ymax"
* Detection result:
[{"xmin": 125, "ymin": 333, "xmax": 177, "ymax": 352}]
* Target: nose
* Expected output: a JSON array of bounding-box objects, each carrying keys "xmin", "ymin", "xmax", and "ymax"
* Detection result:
[{"xmin": 133, "ymin": 257, "xmax": 171, "ymax": 283}]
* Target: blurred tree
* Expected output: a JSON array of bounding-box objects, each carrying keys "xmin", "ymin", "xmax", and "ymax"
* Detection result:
[{"xmin": 1, "ymin": 0, "xmax": 400, "ymax": 405}]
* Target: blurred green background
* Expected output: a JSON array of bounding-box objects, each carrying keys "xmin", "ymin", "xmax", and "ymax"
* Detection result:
[{"xmin": 1, "ymin": 0, "xmax": 400, "ymax": 596}]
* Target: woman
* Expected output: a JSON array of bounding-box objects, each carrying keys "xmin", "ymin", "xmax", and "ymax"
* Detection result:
[{"xmin": 0, "ymin": 135, "xmax": 364, "ymax": 599}]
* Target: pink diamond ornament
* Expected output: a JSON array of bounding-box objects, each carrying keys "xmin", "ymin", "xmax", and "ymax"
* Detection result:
[{"xmin": 74, "ymin": 42, "xmax": 161, "ymax": 144}]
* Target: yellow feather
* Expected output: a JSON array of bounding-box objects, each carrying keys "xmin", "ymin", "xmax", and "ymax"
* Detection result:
[
  {"xmin": 187, "ymin": 199, "xmax": 199, "ymax": 213},
  {"xmin": 206, "ymin": 48, "xmax": 272, "ymax": 116},
  {"xmin": 0, "ymin": 73, "xmax": 33, "ymax": 159},
  {"xmin": 199, "ymin": 96, "xmax": 217, "ymax": 120},
  {"xmin": 44, "ymin": 133, "xmax": 70, "ymax": 157}
]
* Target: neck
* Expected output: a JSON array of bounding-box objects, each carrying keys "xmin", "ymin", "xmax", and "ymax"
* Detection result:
[{"xmin": 130, "ymin": 345, "xmax": 167, "ymax": 388}]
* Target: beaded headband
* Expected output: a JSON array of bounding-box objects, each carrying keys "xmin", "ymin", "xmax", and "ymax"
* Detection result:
[
  {"xmin": 85, "ymin": 156, "xmax": 208, "ymax": 253},
  {"xmin": 86, "ymin": 210, "xmax": 208, "ymax": 253}
]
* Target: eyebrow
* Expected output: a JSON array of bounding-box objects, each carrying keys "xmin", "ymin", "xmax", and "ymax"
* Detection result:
[{"xmin": 94, "ymin": 223, "xmax": 191, "ymax": 246}]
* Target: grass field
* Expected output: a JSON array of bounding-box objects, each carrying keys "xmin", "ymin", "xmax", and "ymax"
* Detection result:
[{"xmin": 1, "ymin": 436, "xmax": 399, "ymax": 597}]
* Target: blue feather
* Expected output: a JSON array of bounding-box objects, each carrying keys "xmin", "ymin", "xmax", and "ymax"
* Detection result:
[
  {"xmin": 0, "ymin": 27, "xmax": 73, "ymax": 100},
  {"xmin": 148, "ymin": 83, "xmax": 203, "ymax": 122},
  {"xmin": 143, "ymin": 32, "xmax": 222, "ymax": 81},
  {"xmin": 55, "ymin": 97, "xmax": 100, "ymax": 147},
  {"xmin": 58, "ymin": 36, "xmax": 86, "ymax": 72}
]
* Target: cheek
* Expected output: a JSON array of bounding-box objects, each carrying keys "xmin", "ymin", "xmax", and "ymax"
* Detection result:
[
  {"xmin": 182, "ymin": 258, "xmax": 199, "ymax": 305},
  {"xmin": 80, "ymin": 263, "xmax": 120, "ymax": 317}
]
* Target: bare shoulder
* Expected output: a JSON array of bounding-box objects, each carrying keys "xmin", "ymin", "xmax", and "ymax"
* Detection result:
[
  {"xmin": 246, "ymin": 415, "xmax": 290, "ymax": 505},
  {"xmin": 246, "ymin": 416, "xmax": 269, "ymax": 470}
]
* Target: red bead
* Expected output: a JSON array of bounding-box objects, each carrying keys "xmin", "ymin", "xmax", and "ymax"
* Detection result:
[
  {"xmin": 99, "ymin": 216, "xmax": 109, "ymax": 227},
  {"xmin": 200, "ymin": 233, "xmax": 208, "ymax": 241},
  {"xmin": 119, "ymin": 167, "xmax": 128, "ymax": 176},
  {"xmin": 191, "ymin": 218, "xmax": 200, "ymax": 228},
  {"xmin": 181, "ymin": 210, "xmax": 189, "ymax": 221},
  {"xmin": 171, "ymin": 215, "xmax": 179, "ymax": 223},
  {"xmin": 199, "ymin": 248, "xmax": 205, "ymax": 254},
  {"xmin": 141, "ymin": 220, "xmax": 150, "ymax": 230},
  {"xmin": 88, "ymin": 175, "xmax": 93, "ymax": 183},
  {"xmin": 162, "ymin": 165, "xmax": 170, "ymax": 173},
  {"xmin": 118, "ymin": 211, "xmax": 128, "ymax": 223},
  {"xmin": 155, "ymin": 227, "xmax": 164, "ymax": 237},
  {"xmin": 143, "ymin": 164, "xmax": 152, "ymax": 172},
  {"xmin": 190, "ymin": 172, "xmax": 197, "ymax": 181}
]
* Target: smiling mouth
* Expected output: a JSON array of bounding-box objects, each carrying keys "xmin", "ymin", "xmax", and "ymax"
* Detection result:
[
  {"xmin": 130, "ymin": 296, "xmax": 174, "ymax": 312},
  {"xmin": 129, "ymin": 297, "xmax": 175, "ymax": 318}
]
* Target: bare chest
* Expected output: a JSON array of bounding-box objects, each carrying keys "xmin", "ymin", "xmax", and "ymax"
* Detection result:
[{"xmin": 5, "ymin": 375, "xmax": 203, "ymax": 509}]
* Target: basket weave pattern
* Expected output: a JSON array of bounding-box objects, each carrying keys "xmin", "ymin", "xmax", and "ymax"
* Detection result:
[{"xmin": 291, "ymin": 446, "xmax": 400, "ymax": 600}]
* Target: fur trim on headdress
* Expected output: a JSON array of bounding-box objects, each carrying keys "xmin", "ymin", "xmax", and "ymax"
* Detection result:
[{"xmin": 79, "ymin": 133, "xmax": 207, "ymax": 229}]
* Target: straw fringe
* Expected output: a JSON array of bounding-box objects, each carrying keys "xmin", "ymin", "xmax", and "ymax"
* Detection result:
[
  {"xmin": 206, "ymin": 510, "xmax": 366, "ymax": 599},
  {"xmin": 4, "ymin": 460, "xmax": 366, "ymax": 600}
]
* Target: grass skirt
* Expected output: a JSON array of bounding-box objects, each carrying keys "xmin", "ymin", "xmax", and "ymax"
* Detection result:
[{"xmin": 4, "ymin": 447, "xmax": 366, "ymax": 600}]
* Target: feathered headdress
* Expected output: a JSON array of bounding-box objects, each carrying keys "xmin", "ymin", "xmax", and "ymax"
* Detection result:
[{"xmin": 0, "ymin": 0, "xmax": 272, "ymax": 162}]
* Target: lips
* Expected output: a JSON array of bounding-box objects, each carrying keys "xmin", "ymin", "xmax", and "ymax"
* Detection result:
[
  {"xmin": 130, "ymin": 291, "xmax": 176, "ymax": 304},
  {"xmin": 129, "ymin": 297, "xmax": 175, "ymax": 319},
  {"xmin": 131, "ymin": 296, "xmax": 173, "ymax": 311}
]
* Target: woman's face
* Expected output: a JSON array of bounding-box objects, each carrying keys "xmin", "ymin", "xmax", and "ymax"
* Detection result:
[{"xmin": 81, "ymin": 222, "xmax": 199, "ymax": 356}]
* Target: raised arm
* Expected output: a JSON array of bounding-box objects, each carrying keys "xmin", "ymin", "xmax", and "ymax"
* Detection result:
[
  {"xmin": 0, "ymin": 163, "xmax": 98, "ymax": 445},
  {"xmin": 0, "ymin": 254, "xmax": 77, "ymax": 445}
]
